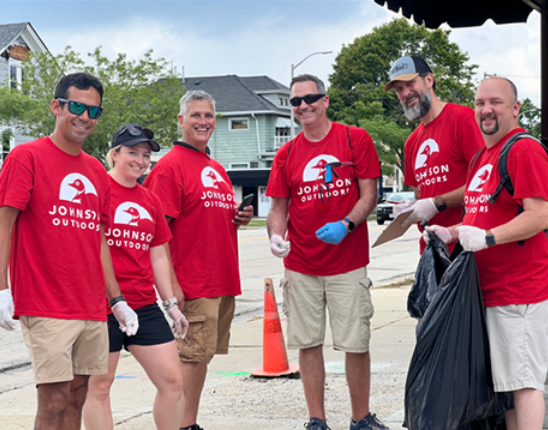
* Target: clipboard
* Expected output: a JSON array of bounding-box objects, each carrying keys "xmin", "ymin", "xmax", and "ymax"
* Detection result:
[{"xmin": 372, "ymin": 210, "xmax": 413, "ymax": 248}]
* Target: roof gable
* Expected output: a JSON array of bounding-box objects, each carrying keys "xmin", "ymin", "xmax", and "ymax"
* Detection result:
[
  {"xmin": 182, "ymin": 74, "xmax": 290, "ymax": 114},
  {"xmin": 0, "ymin": 22, "xmax": 49, "ymax": 56}
]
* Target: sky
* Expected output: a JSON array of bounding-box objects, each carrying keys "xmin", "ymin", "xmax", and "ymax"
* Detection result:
[{"xmin": 2, "ymin": 0, "xmax": 542, "ymax": 106}]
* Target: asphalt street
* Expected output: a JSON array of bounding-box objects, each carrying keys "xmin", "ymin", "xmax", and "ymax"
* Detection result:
[{"xmin": 0, "ymin": 220, "xmax": 422, "ymax": 429}]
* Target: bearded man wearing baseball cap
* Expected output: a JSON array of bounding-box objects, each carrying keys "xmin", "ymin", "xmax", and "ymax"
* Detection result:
[{"xmin": 385, "ymin": 56, "xmax": 484, "ymax": 253}]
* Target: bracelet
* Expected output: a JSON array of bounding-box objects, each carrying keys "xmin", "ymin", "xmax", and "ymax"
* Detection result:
[
  {"xmin": 109, "ymin": 295, "xmax": 126, "ymax": 308},
  {"xmin": 162, "ymin": 297, "xmax": 178, "ymax": 311}
]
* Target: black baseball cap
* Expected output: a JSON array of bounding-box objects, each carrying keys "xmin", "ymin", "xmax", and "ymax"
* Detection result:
[
  {"xmin": 384, "ymin": 56, "xmax": 433, "ymax": 91},
  {"xmin": 112, "ymin": 124, "xmax": 160, "ymax": 152}
]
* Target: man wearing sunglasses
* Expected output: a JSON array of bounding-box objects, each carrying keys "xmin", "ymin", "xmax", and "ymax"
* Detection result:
[
  {"xmin": 266, "ymin": 74, "xmax": 387, "ymax": 430},
  {"xmin": 384, "ymin": 56, "xmax": 484, "ymax": 253},
  {"xmin": 0, "ymin": 72, "xmax": 138, "ymax": 430}
]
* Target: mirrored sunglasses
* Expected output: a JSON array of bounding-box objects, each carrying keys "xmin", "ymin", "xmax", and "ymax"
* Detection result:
[
  {"xmin": 57, "ymin": 98, "xmax": 103, "ymax": 119},
  {"xmin": 289, "ymin": 93, "xmax": 326, "ymax": 107}
]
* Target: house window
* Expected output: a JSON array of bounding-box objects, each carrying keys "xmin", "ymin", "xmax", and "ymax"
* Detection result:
[
  {"xmin": 10, "ymin": 61, "xmax": 24, "ymax": 90},
  {"xmin": 229, "ymin": 118, "xmax": 249, "ymax": 131},
  {"xmin": 249, "ymin": 161, "xmax": 259, "ymax": 168},
  {"xmin": 229, "ymin": 162, "xmax": 250, "ymax": 169}
]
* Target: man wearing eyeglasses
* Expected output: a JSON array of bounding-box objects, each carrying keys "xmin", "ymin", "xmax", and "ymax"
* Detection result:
[
  {"xmin": 384, "ymin": 56, "xmax": 484, "ymax": 253},
  {"xmin": 0, "ymin": 72, "xmax": 138, "ymax": 430},
  {"xmin": 266, "ymin": 74, "xmax": 387, "ymax": 430}
]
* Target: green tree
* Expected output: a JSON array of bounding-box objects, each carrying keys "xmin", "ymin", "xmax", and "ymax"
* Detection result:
[
  {"xmin": 518, "ymin": 97, "xmax": 541, "ymax": 138},
  {"xmin": 20, "ymin": 46, "xmax": 183, "ymax": 162},
  {"xmin": 327, "ymin": 18, "xmax": 478, "ymax": 174}
]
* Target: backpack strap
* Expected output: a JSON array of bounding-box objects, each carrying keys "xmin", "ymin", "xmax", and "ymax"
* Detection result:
[
  {"xmin": 488, "ymin": 132, "xmax": 546, "ymax": 245},
  {"xmin": 488, "ymin": 132, "xmax": 542, "ymax": 205}
]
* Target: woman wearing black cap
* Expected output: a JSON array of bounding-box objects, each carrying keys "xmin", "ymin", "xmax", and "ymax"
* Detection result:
[{"xmin": 83, "ymin": 124, "xmax": 188, "ymax": 430}]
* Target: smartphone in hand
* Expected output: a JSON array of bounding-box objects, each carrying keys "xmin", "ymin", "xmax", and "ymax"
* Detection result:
[{"xmin": 235, "ymin": 193, "xmax": 254, "ymax": 218}]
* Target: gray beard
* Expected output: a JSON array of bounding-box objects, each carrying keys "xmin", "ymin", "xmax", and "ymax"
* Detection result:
[{"xmin": 402, "ymin": 90, "xmax": 433, "ymax": 121}]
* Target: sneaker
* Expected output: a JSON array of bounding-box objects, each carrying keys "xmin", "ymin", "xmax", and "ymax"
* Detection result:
[
  {"xmin": 350, "ymin": 412, "xmax": 390, "ymax": 430},
  {"xmin": 304, "ymin": 417, "xmax": 331, "ymax": 430},
  {"xmin": 180, "ymin": 425, "xmax": 204, "ymax": 430}
]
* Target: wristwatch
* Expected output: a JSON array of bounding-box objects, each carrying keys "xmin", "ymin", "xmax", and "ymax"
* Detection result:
[
  {"xmin": 434, "ymin": 196, "xmax": 447, "ymax": 212},
  {"xmin": 485, "ymin": 230, "xmax": 496, "ymax": 247},
  {"xmin": 109, "ymin": 295, "xmax": 126, "ymax": 308},
  {"xmin": 162, "ymin": 297, "xmax": 178, "ymax": 311},
  {"xmin": 343, "ymin": 217, "xmax": 355, "ymax": 232}
]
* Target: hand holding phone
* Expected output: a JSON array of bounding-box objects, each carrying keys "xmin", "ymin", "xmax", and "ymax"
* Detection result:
[{"xmin": 237, "ymin": 193, "xmax": 254, "ymax": 213}]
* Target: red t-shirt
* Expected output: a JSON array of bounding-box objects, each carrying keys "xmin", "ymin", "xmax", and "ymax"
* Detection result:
[
  {"xmin": 266, "ymin": 122, "xmax": 380, "ymax": 276},
  {"xmin": 143, "ymin": 144, "xmax": 241, "ymax": 300},
  {"xmin": 404, "ymin": 103, "xmax": 484, "ymax": 252},
  {"xmin": 463, "ymin": 129, "xmax": 548, "ymax": 307},
  {"xmin": 105, "ymin": 177, "xmax": 172, "ymax": 311},
  {"xmin": 0, "ymin": 137, "xmax": 111, "ymax": 320}
]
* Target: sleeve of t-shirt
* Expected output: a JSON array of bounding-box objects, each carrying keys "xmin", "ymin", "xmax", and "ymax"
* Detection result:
[
  {"xmin": 101, "ymin": 175, "xmax": 111, "ymax": 227},
  {"xmin": 455, "ymin": 110, "xmax": 485, "ymax": 162},
  {"xmin": 0, "ymin": 149, "xmax": 34, "ymax": 211},
  {"xmin": 150, "ymin": 191, "xmax": 173, "ymax": 247},
  {"xmin": 144, "ymin": 169, "xmax": 183, "ymax": 219},
  {"xmin": 350, "ymin": 127, "xmax": 380, "ymax": 180},
  {"xmin": 266, "ymin": 143, "xmax": 290, "ymax": 198},
  {"xmin": 404, "ymin": 134, "xmax": 418, "ymax": 188},
  {"xmin": 509, "ymin": 140, "xmax": 548, "ymax": 202}
]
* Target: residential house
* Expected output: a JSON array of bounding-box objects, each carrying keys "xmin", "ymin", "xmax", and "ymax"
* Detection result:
[
  {"xmin": 0, "ymin": 22, "xmax": 49, "ymax": 164},
  {"xmin": 174, "ymin": 74, "xmax": 300, "ymax": 216}
]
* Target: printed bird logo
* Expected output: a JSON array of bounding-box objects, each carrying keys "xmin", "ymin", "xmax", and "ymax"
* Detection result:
[
  {"xmin": 124, "ymin": 206, "xmax": 141, "ymax": 225},
  {"xmin": 312, "ymin": 159, "xmax": 328, "ymax": 179},
  {"xmin": 68, "ymin": 179, "xmax": 86, "ymax": 203}
]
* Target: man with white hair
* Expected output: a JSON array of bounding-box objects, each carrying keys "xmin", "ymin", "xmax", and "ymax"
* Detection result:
[{"xmin": 144, "ymin": 90, "xmax": 253, "ymax": 430}]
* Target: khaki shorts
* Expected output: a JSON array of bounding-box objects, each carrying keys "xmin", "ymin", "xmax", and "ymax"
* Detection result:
[
  {"xmin": 20, "ymin": 316, "xmax": 108, "ymax": 385},
  {"xmin": 282, "ymin": 267, "xmax": 374, "ymax": 353},
  {"xmin": 177, "ymin": 296, "xmax": 235, "ymax": 364},
  {"xmin": 486, "ymin": 300, "xmax": 548, "ymax": 392}
]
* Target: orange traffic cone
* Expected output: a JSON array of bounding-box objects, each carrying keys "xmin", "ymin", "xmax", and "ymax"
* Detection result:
[{"xmin": 252, "ymin": 278, "xmax": 299, "ymax": 377}]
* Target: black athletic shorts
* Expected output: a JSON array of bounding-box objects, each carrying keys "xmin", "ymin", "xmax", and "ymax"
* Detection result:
[{"xmin": 108, "ymin": 303, "xmax": 175, "ymax": 353}]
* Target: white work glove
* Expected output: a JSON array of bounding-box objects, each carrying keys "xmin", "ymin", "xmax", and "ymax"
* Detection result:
[
  {"xmin": 167, "ymin": 305, "xmax": 189, "ymax": 339},
  {"xmin": 423, "ymin": 225, "xmax": 452, "ymax": 244},
  {"xmin": 401, "ymin": 198, "xmax": 438, "ymax": 228},
  {"xmin": 111, "ymin": 301, "xmax": 139, "ymax": 336},
  {"xmin": 270, "ymin": 234, "xmax": 290, "ymax": 258},
  {"xmin": 393, "ymin": 198, "xmax": 414, "ymax": 218},
  {"xmin": 0, "ymin": 289, "xmax": 18, "ymax": 331},
  {"xmin": 456, "ymin": 225, "xmax": 488, "ymax": 252}
]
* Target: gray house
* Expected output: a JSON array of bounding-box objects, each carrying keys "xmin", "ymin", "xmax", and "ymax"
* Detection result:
[
  {"xmin": 0, "ymin": 22, "xmax": 49, "ymax": 164},
  {"xmin": 170, "ymin": 74, "xmax": 300, "ymax": 216}
]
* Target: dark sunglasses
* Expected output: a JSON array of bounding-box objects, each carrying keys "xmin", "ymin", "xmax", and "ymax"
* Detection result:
[
  {"xmin": 57, "ymin": 98, "xmax": 103, "ymax": 119},
  {"xmin": 289, "ymin": 93, "xmax": 325, "ymax": 107},
  {"xmin": 118, "ymin": 124, "xmax": 153, "ymax": 139}
]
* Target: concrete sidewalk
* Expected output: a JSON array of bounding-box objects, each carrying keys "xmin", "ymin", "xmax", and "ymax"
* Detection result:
[{"xmin": 0, "ymin": 284, "xmax": 416, "ymax": 430}]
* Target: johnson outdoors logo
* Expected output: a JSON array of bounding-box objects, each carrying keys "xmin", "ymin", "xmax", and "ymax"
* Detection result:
[
  {"xmin": 114, "ymin": 202, "xmax": 153, "ymax": 226},
  {"xmin": 468, "ymin": 165, "xmax": 493, "ymax": 192},
  {"xmin": 201, "ymin": 167, "xmax": 226, "ymax": 189},
  {"xmin": 59, "ymin": 173, "xmax": 98, "ymax": 203},
  {"xmin": 414, "ymin": 139, "xmax": 440, "ymax": 170},
  {"xmin": 302, "ymin": 155, "xmax": 339, "ymax": 182}
]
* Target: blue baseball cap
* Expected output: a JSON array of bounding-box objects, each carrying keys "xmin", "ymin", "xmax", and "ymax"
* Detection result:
[{"xmin": 384, "ymin": 56, "xmax": 433, "ymax": 91}]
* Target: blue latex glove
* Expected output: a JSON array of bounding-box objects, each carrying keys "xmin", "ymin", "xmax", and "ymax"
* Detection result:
[{"xmin": 316, "ymin": 221, "xmax": 347, "ymax": 245}]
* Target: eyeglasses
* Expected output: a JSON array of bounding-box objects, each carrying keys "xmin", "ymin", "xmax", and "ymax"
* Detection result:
[
  {"xmin": 56, "ymin": 98, "xmax": 103, "ymax": 119},
  {"xmin": 289, "ymin": 93, "xmax": 325, "ymax": 107}
]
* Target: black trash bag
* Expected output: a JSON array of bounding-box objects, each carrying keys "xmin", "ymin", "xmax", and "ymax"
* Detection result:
[
  {"xmin": 407, "ymin": 231, "xmax": 452, "ymax": 319},
  {"xmin": 403, "ymin": 251, "xmax": 513, "ymax": 430}
]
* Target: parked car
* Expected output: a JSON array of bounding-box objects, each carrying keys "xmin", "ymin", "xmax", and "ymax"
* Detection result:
[{"xmin": 376, "ymin": 192, "xmax": 415, "ymax": 225}]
